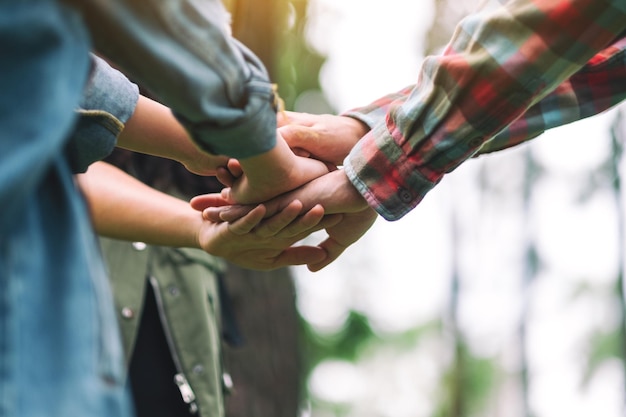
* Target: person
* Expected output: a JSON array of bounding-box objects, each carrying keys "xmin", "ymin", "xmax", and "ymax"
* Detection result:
[
  {"xmin": 0, "ymin": 0, "xmax": 328, "ymax": 414},
  {"xmin": 77, "ymin": 159, "xmax": 338, "ymax": 417},
  {"xmin": 73, "ymin": 51, "xmax": 339, "ymax": 417},
  {"xmin": 192, "ymin": 0, "xmax": 626, "ymax": 271},
  {"xmin": 73, "ymin": 52, "xmax": 339, "ymax": 417}
]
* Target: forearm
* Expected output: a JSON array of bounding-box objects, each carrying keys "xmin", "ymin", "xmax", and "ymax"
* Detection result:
[
  {"xmin": 118, "ymin": 95, "xmax": 228, "ymax": 174},
  {"xmin": 78, "ymin": 162, "xmax": 202, "ymax": 248},
  {"xmin": 345, "ymin": 0, "xmax": 626, "ymax": 221},
  {"xmin": 69, "ymin": 54, "xmax": 229, "ymax": 175},
  {"xmin": 346, "ymin": 33, "xmax": 626, "ymax": 160},
  {"xmin": 479, "ymin": 36, "xmax": 626, "ymax": 155}
]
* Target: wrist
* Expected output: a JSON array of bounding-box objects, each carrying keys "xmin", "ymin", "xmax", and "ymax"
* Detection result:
[
  {"xmin": 343, "ymin": 115, "xmax": 370, "ymax": 139},
  {"xmin": 338, "ymin": 169, "xmax": 369, "ymax": 212},
  {"xmin": 238, "ymin": 140, "xmax": 290, "ymax": 177}
]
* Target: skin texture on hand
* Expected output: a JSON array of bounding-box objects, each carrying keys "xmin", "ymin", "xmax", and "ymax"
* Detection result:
[
  {"xmin": 307, "ymin": 207, "xmax": 377, "ymax": 271},
  {"xmin": 215, "ymin": 111, "xmax": 370, "ymax": 203},
  {"xmin": 198, "ymin": 200, "xmax": 343, "ymax": 270},
  {"xmin": 191, "ymin": 169, "xmax": 377, "ymax": 271},
  {"xmin": 190, "ymin": 111, "xmax": 377, "ymax": 271},
  {"xmin": 77, "ymin": 162, "xmax": 343, "ymax": 271},
  {"xmin": 226, "ymin": 130, "xmax": 331, "ymax": 204},
  {"xmin": 277, "ymin": 111, "xmax": 370, "ymax": 166}
]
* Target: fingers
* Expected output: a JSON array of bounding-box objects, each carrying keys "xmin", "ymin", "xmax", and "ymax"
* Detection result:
[
  {"xmin": 280, "ymin": 124, "xmax": 316, "ymax": 151},
  {"xmin": 270, "ymin": 204, "xmax": 326, "ymax": 238},
  {"xmin": 190, "ymin": 193, "xmax": 231, "ymax": 211},
  {"xmin": 214, "ymin": 159, "xmax": 243, "ymax": 188},
  {"xmin": 253, "ymin": 200, "xmax": 303, "ymax": 237},
  {"xmin": 272, "ymin": 245, "xmax": 328, "ymax": 268},
  {"xmin": 226, "ymin": 159, "xmax": 243, "ymax": 177},
  {"xmin": 201, "ymin": 207, "xmax": 225, "ymax": 222},
  {"xmin": 218, "ymin": 205, "xmax": 257, "ymax": 222},
  {"xmin": 227, "ymin": 205, "xmax": 267, "ymax": 235},
  {"xmin": 218, "ymin": 187, "xmax": 242, "ymax": 206},
  {"xmin": 215, "ymin": 166, "xmax": 236, "ymax": 188},
  {"xmin": 292, "ymin": 147, "xmax": 311, "ymax": 158},
  {"xmin": 306, "ymin": 237, "xmax": 347, "ymax": 272},
  {"xmin": 313, "ymin": 213, "xmax": 343, "ymax": 230},
  {"xmin": 253, "ymin": 203, "xmax": 342, "ymax": 239},
  {"xmin": 278, "ymin": 214, "xmax": 343, "ymax": 245}
]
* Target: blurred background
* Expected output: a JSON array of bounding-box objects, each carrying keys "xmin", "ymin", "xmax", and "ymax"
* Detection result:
[{"xmin": 223, "ymin": 1, "xmax": 626, "ymax": 416}]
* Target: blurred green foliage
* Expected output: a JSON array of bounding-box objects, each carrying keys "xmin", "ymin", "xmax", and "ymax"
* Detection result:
[{"xmin": 274, "ymin": 0, "xmax": 327, "ymax": 111}]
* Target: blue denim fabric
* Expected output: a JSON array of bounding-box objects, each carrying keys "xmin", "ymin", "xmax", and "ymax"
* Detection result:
[
  {"xmin": 0, "ymin": 2, "xmax": 133, "ymax": 416},
  {"xmin": 66, "ymin": 55, "xmax": 139, "ymax": 173},
  {"xmin": 64, "ymin": 0, "xmax": 278, "ymax": 159}
]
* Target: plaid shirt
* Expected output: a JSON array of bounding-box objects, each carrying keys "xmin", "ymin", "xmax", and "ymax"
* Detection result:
[{"xmin": 343, "ymin": 0, "xmax": 626, "ymax": 221}]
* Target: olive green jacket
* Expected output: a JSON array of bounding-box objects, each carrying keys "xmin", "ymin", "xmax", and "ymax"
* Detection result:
[{"xmin": 100, "ymin": 238, "xmax": 227, "ymax": 417}]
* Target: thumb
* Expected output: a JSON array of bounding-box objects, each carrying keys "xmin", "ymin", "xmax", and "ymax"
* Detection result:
[
  {"xmin": 189, "ymin": 193, "xmax": 230, "ymax": 211},
  {"xmin": 280, "ymin": 124, "xmax": 318, "ymax": 150}
]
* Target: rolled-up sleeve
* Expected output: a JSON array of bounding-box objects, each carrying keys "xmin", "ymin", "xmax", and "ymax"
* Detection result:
[
  {"xmin": 63, "ymin": 0, "xmax": 277, "ymax": 159},
  {"xmin": 344, "ymin": 0, "xmax": 626, "ymax": 221},
  {"xmin": 66, "ymin": 54, "xmax": 139, "ymax": 173}
]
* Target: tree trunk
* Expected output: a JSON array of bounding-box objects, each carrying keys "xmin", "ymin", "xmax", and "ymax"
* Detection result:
[
  {"xmin": 221, "ymin": 265, "xmax": 302, "ymax": 417},
  {"xmin": 222, "ymin": 2, "xmax": 303, "ymax": 417}
]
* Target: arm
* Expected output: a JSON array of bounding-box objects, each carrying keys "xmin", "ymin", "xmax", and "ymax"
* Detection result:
[
  {"xmin": 196, "ymin": 1, "xmax": 626, "ymax": 269},
  {"xmin": 344, "ymin": 0, "xmax": 626, "ymax": 220},
  {"xmin": 191, "ymin": 169, "xmax": 377, "ymax": 272},
  {"xmin": 64, "ymin": 1, "xmax": 329, "ymax": 202},
  {"xmin": 278, "ymin": 34, "xmax": 626, "ymax": 176},
  {"xmin": 117, "ymin": 94, "xmax": 229, "ymax": 176},
  {"xmin": 63, "ymin": 0, "xmax": 278, "ymax": 160},
  {"xmin": 78, "ymin": 161, "xmax": 204, "ymax": 248},
  {"xmin": 478, "ymin": 35, "xmax": 626, "ymax": 155},
  {"xmin": 68, "ymin": 54, "xmax": 229, "ymax": 175},
  {"xmin": 78, "ymin": 162, "xmax": 342, "ymax": 270}
]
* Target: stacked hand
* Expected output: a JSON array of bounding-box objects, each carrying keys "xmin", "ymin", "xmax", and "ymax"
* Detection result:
[
  {"xmin": 191, "ymin": 112, "xmax": 378, "ymax": 271},
  {"xmin": 219, "ymin": 128, "xmax": 331, "ymax": 204},
  {"xmin": 197, "ymin": 199, "xmax": 343, "ymax": 270}
]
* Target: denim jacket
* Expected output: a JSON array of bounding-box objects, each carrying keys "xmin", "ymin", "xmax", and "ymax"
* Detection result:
[
  {"xmin": 0, "ymin": 2, "xmax": 133, "ymax": 416},
  {"xmin": 66, "ymin": 55, "xmax": 139, "ymax": 173}
]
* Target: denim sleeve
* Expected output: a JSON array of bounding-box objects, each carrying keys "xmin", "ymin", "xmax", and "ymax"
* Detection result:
[
  {"xmin": 66, "ymin": 54, "xmax": 139, "ymax": 173},
  {"xmin": 63, "ymin": 0, "xmax": 277, "ymax": 159}
]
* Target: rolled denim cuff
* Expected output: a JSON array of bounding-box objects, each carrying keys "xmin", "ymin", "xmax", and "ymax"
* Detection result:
[
  {"xmin": 66, "ymin": 55, "xmax": 139, "ymax": 173},
  {"xmin": 173, "ymin": 39, "xmax": 278, "ymax": 159},
  {"xmin": 176, "ymin": 88, "xmax": 277, "ymax": 159}
]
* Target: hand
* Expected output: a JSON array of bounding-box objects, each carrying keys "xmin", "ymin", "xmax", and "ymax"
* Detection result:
[
  {"xmin": 306, "ymin": 207, "xmax": 377, "ymax": 272},
  {"xmin": 221, "ymin": 130, "xmax": 331, "ymax": 204},
  {"xmin": 191, "ymin": 169, "xmax": 378, "ymax": 271},
  {"xmin": 78, "ymin": 161, "xmax": 337, "ymax": 270},
  {"xmin": 195, "ymin": 169, "xmax": 370, "ymax": 221},
  {"xmin": 197, "ymin": 199, "xmax": 343, "ymax": 271},
  {"xmin": 278, "ymin": 111, "xmax": 370, "ymax": 166}
]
